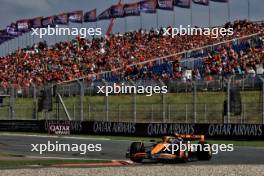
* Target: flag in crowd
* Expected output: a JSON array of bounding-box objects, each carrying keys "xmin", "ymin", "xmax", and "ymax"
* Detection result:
[
  {"xmin": 0, "ymin": 30, "xmax": 7, "ymax": 44},
  {"xmin": 111, "ymin": 4, "xmax": 125, "ymax": 18},
  {"xmin": 173, "ymin": 0, "xmax": 191, "ymax": 8},
  {"xmin": 0, "ymin": 29, "xmax": 14, "ymax": 41},
  {"xmin": 192, "ymin": 0, "xmax": 209, "ymax": 6},
  {"xmin": 6, "ymin": 23, "xmax": 21, "ymax": 36},
  {"xmin": 55, "ymin": 13, "xmax": 69, "ymax": 25},
  {"xmin": 42, "ymin": 16, "xmax": 55, "ymax": 27},
  {"xmin": 0, "ymin": 0, "xmax": 234, "ymax": 45},
  {"xmin": 97, "ymin": 8, "xmax": 111, "ymax": 20},
  {"xmin": 139, "ymin": 0, "xmax": 157, "ymax": 13},
  {"xmin": 31, "ymin": 17, "xmax": 43, "ymax": 28},
  {"xmin": 210, "ymin": 0, "xmax": 228, "ymax": 2},
  {"xmin": 84, "ymin": 9, "xmax": 97, "ymax": 22},
  {"xmin": 16, "ymin": 19, "xmax": 31, "ymax": 32},
  {"xmin": 157, "ymin": 0, "xmax": 174, "ymax": 11},
  {"xmin": 68, "ymin": 11, "xmax": 83, "ymax": 23},
  {"xmin": 0, "ymin": 29, "xmax": 6, "ymax": 36},
  {"xmin": 124, "ymin": 3, "xmax": 140, "ymax": 16}
]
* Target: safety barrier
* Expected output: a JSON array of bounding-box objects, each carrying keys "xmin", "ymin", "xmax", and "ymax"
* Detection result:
[{"xmin": 0, "ymin": 120, "xmax": 263, "ymax": 140}]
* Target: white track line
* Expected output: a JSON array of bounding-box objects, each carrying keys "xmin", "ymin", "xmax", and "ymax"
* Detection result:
[{"xmin": 0, "ymin": 133, "xmax": 110, "ymax": 141}]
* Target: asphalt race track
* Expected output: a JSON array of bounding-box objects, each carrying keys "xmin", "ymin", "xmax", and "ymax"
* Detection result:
[{"xmin": 0, "ymin": 134, "xmax": 263, "ymax": 165}]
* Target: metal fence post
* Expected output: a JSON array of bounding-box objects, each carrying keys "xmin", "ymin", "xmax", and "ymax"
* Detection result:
[
  {"xmin": 240, "ymin": 107, "xmax": 243, "ymax": 124},
  {"xmin": 56, "ymin": 88, "xmax": 60, "ymax": 120},
  {"xmin": 193, "ymin": 81, "xmax": 197, "ymax": 123},
  {"xmin": 185, "ymin": 104, "xmax": 188, "ymax": 123},
  {"xmin": 227, "ymin": 76, "xmax": 232, "ymax": 123},
  {"xmin": 73, "ymin": 104, "xmax": 76, "ymax": 120},
  {"xmin": 258, "ymin": 76, "xmax": 264, "ymax": 124},
  {"xmin": 159, "ymin": 79, "xmax": 166, "ymax": 123},
  {"xmin": 105, "ymin": 95, "xmax": 109, "ymax": 121},
  {"xmin": 162, "ymin": 93, "xmax": 166, "ymax": 123},
  {"xmin": 242, "ymin": 75, "xmax": 245, "ymax": 91},
  {"xmin": 88, "ymin": 103, "xmax": 91, "ymax": 121},
  {"xmin": 118, "ymin": 104, "xmax": 121, "ymax": 122},
  {"xmin": 168, "ymin": 104, "xmax": 171, "ymax": 123},
  {"xmin": 129, "ymin": 80, "xmax": 137, "ymax": 123},
  {"xmin": 77, "ymin": 80, "xmax": 84, "ymax": 121},
  {"xmin": 151, "ymin": 104, "xmax": 154, "ymax": 123},
  {"xmin": 243, "ymin": 103, "xmax": 246, "ymax": 123},
  {"xmin": 133, "ymin": 93, "xmax": 136, "ymax": 123},
  {"xmin": 9, "ymin": 86, "xmax": 15, "ymax": 120},
  {"xmin": 204, "ymin": 104, "xmax": 207, "ymax": 123},
  {"xmin": 32, "ymin": 84, "xmax": 38, "ymax": 120},
  {"xmin": 262, "ymin": 82, "xmax": 264, "ymax": 124},
  {"xmin": 102, "ymin": 80, "xmax": 109, "ymax": 121}
]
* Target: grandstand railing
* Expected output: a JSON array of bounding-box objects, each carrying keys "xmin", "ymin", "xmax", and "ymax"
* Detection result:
[{"xmin": 0, "ymin": 74, "xmax": 263, "ymax": 98}]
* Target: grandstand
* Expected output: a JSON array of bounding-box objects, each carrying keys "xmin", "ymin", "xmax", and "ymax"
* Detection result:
[
  {"xmin": 0, "ymin": 20, "xmax": 263, "ymax": 89},
  {"xmin": 0, "ymin": 19, "xmax": 263, "ymax": 124}
]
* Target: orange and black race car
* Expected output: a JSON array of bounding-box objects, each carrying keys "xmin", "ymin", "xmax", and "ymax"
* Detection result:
[{"xmin": 126, "ymin": 134, "xmax": 212, "ymax": 163}]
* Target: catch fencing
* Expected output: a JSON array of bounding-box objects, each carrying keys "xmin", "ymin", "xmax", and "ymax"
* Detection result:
[{"xmin": 0, "ymin": 75, "xmax": 264, "ymax": 124}]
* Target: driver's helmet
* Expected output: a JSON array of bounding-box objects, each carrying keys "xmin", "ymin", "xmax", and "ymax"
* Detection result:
[
  {"xmin": 162, "ymin": 136, "xmax": 170, "ymax": 142},
  {"xmin": 171, "ymin": 137, "xmax": 183, "ymax": 144}
]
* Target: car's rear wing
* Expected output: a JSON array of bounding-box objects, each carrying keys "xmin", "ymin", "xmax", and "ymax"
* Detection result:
[{"xmin": 175, "ymin": 134, "xmax": 205, "ymax": 142}]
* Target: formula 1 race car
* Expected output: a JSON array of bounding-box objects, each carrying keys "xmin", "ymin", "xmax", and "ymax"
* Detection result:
[{"xmin": 126, "ymin": 134, "xmax": 212, "ymax": 163}]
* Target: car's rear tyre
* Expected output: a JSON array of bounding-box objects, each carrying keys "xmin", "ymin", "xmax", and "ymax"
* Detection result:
[
  {"xmin": 197, "ymin": 142, "xmax": 212, "ymax": 161},
  {"xmin": 130, "ymin": 142, "xmax": 145, "ymax": 163}
]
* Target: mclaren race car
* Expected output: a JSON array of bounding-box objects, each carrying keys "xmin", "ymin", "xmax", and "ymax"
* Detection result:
[{"xmin": 126, "ymin": 134, "xmax": 212, "ymax": 163}]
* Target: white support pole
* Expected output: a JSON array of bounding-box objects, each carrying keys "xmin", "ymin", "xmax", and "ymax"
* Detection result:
[
  {"xmin": 190, "ymin": 3, "xmax": 193, "ymax": 27},
  {"xmin": 193, "ymin": 81, "xmax": 197, "ymax": 123},
  {"xmin": 173, "ymin": 8, "xmax": 176, "ymax": 27},
  {"xmin": 258, "ymin": 76, "xmax": 264, "ymax": 124},
  {"xmin": 156, "ymin": 10, "xmax": 159, "ymax": 29},
  {"xmin": 209, "ymin": 4, "xmax": 211, "ymax": 27},
  {"xmin": 247, "ymin": 0, "xmax": 250, "ymax": 21},
  {"xmin": 159, "ymin": 79, "xmax": 166, "ymax": 123},
  {"xmin": 77, "ymin": 80, "xmax": 84, "ymax": 121},
  {"xmin": 129, "ymin": 80, "xmax": 137, "ymax": 122},
  {"xmin": 57, "ymin": 93, "xmax": 72, "ymax": 121},
  {"xmin": 101, "ymin": 79, "xmax": 109, "ymax": 121},
  {"xmin": 227, "ymin": 0, "xmax": 231, "ymax": 22}
]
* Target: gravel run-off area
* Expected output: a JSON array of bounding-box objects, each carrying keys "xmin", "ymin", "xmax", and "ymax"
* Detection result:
[{"xmin": 1, "ymin": 165, "xmax": 264, "ymax": 176}]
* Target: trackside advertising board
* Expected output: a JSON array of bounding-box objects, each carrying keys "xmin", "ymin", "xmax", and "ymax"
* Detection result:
[{"xmin": 0, "ymin": 120, "xmax": 263, "ymax": 139}]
